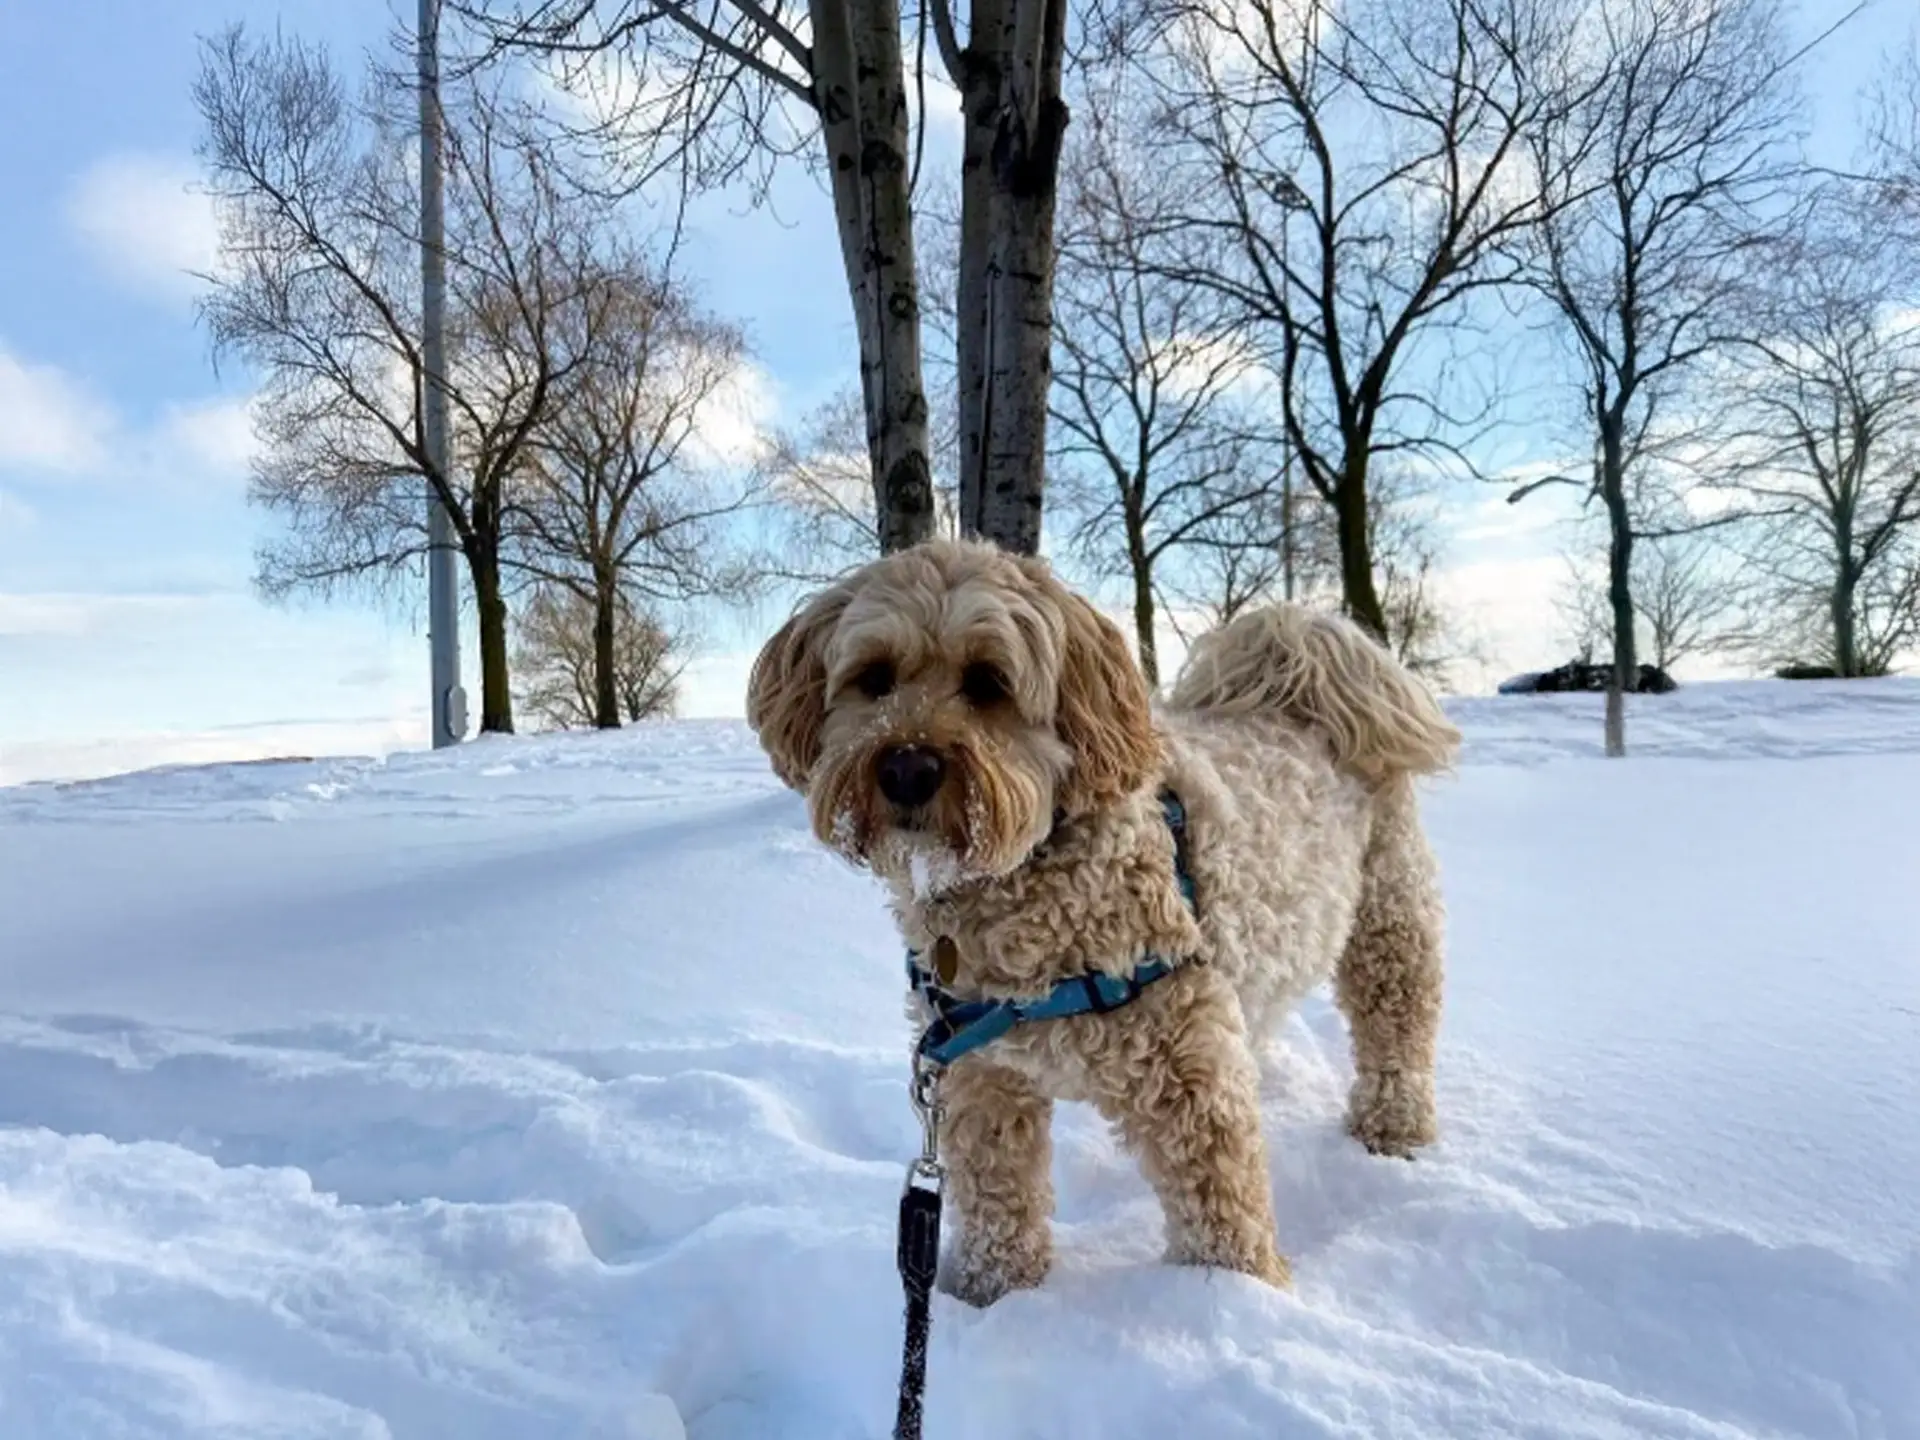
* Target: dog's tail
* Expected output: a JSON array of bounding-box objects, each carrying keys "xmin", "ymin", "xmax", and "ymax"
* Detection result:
[{"xmin": 1167, "ymin": 605, "xmax": 1460, "ymax": 781}]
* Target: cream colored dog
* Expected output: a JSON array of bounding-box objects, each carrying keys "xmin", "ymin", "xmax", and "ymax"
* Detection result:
[{"xmin": 747, "ymin": 539, "xmax": 1458, "ymax": 1305}]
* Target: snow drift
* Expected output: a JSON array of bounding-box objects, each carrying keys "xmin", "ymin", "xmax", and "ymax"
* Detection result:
[{"xmin": 1, "ymin": 681, "xmax": 1917, "ymax": 1438}]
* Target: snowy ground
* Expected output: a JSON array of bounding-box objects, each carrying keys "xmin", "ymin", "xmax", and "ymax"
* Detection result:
[{"xmin": 2, "ymin": 680, "xmax": 1918, "ymax": 1439}]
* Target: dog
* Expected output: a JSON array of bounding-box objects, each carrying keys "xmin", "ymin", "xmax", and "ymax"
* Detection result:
[{"xmin": 746, "ymin": 539, "xmax": 1459, "ymax": 1305}]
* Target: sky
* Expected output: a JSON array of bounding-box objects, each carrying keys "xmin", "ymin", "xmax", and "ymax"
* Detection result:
[{"xmin": 0, "ymin": 0, "xmax": 1910, "ymax": 785}]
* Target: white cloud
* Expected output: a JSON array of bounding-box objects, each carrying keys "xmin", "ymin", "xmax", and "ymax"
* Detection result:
[
  {"xmin": 678, "ymin": 648, "xmax": 755, "ymax": 718},
  {"xmin": 0, "ymin": 591, "xmax": 203, "ymax": 638},
  {"xmin": 0, "ymin": 345, "xmax": 114, "ymax": 473},
  {"xmin": 1682, "ymin": 485, "xmax": 1739, "ymax": 518},
  {"xmin": 1431, "ymin": 553, "xmax": 1569, "ymax": 690},
  {"xmin": 147, "ymin": 396, "xmax": 259, "ymax": 482},
  {"xmin": 66, "ymin": 152, "xmax": 221, "ymax": 305},
  {"xmin": 690, "ymin": 361, "xmax": 779, "ymax": 469},
  {"xmin": 1447, "ymin": 475, "xmax": 1581, "ymax": 549},
  {"xmin": 0, "ymin": 338, "xmax": 256, "ymax": 491},
  {"xmin": 1162, "ymin": 330, "xmax": 1268, "ymax": 402}
]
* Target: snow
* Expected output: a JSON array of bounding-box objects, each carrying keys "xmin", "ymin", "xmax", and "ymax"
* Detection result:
[{"xmin": 2, "ymin": 682, "xmax": 1918, "ymax": 1439}]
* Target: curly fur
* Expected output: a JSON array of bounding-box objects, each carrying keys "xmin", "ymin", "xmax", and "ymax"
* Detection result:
[
  {"xmin": 1170, "ymin": 604, "xmax": 1461, "ymax": 780},
  {"xmin": 747, "ymin": 539, "xmax": 1455, "ymax": 1305}
]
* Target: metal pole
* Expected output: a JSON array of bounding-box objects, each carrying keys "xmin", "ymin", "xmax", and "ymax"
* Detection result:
[
  {"xmin": 420, "ymin": 0, "xmax": 465, "ymax": 747},
  {"xmin": 1280, "ymin": 204, "xmax": 1295, "ymax": 603}
]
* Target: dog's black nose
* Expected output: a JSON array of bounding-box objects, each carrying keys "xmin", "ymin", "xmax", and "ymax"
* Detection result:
[{"xmin": 876, "ymin": 745, "xmax": 946, "ymax": 808}]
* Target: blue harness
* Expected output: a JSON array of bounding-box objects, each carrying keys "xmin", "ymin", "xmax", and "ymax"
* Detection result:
[{"xmin": 906, "ymin": 791, "xmax": 1199, "ymax": 1068}]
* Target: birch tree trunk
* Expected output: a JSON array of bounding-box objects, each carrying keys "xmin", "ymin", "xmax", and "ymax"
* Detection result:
[
  {"xmin": 811, "ymin": 0, "xmax": 936, "ymax": 553},
  {"xmin": 950, "ymin": 0, "xmax": 1069, "ymax": 556}
]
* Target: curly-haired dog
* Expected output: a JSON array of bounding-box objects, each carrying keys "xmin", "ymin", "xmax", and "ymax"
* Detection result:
[{"xmin": 747, "ymin": 539, "xmax": 1458, "ymax": 1305}]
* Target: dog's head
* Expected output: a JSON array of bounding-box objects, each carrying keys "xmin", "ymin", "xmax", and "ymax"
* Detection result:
[{"xmin": 747, "ymin": 540, "xmax": 1158, "ymax": 889}]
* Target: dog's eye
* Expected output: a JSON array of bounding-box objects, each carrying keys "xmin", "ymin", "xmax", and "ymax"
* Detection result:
[
  {"xmin": 853, "ymin": 661, "xmax": 895, "ymax": 700},
  {"xmin": 960, "ymin": 662, "xmax": 1009, "ymax": 706}
]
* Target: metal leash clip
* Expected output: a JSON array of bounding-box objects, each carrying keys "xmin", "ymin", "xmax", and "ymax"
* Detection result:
[{"xmin": 905, "ymin": 1053, "xmax": 945, "ymax": 1191}]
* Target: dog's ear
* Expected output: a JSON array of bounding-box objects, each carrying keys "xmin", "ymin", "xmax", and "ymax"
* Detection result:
[
  {"xmin": 747, "ymin": 582, "xmax": 854, "ymax": 789},
  {"xmin": 1048, "ymin": 577, "xmax": 1159, "ymax": 813}
]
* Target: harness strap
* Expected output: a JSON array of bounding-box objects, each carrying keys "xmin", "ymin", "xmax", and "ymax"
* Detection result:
[
  {"xmin": 905, "ymin": 789, "xmax": 1199, "ymax": 1069},
  {"xmin": 910, "ymin": 956, "xmax": 1178, "ymax": 1066},
  {"xmin": 1162, "ymin": 790, "xmax": 1196, "ymax": 910}
]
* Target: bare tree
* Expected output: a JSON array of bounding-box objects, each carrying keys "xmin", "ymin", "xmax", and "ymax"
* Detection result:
[
  {"xmin": 1556, "ymin": 530, "xmax": 1748, "ymax": 673},
  {"xmin": 196, "ymin": 27, "xmax": 612, "ymax": 732},
  {"xmin": 449, "ymin": 0, "xmax": 936, "ymax": 551},
  {"xmin": 1048, "ymin": 81, "xmax": 1284, "ymax": 686},
  {"xmin": 760, "ymin": 390, "xmax": 890, "ymax": 579},
  {"xmin": 1718, "ymin": 198, "xmax": 1920, "ymax": 677},
  {"xmin": 1869, "ymin": 37, "xmax": 1920, "ymax": 234},
  {"xmin": 1153, "ymin": 463, "xmax": 1467, "ymax": 683},
  {"xmin": 509, "ymin": 254, "xmax": 757, "ymax": 726},
  {"xmin": 1153, "ymin": 482, "xmax": 1337, "ymax": 634},
  {"xmin": 1145, "ymin": 0, "xmax": 1584, "ymax": 640},
  {"xmin": 453, "ymin": 0, "xmax": 1076, "ymax": 557},
  {"xmin": 515, "ymin": 583, "xmax": 682, "ymax": 726},
  {"xmin": 1367, "ymin": 469, "xmax": 1481, "ymax": 687},
  {"xmin": 760, "ymin": 385, "xmax": 960, "ymax": 581},
  {"xmin": 1514, "ymin": 0, "xmax": 1832, "ymax": 754}
]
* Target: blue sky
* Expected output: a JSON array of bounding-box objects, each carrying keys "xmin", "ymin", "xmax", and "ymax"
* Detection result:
[{"xmin": 0, "ymin": 0, "xmax": 1908, "ymax": 783}]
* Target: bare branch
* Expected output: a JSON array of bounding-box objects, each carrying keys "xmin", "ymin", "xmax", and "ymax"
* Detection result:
[{"xmin": 928, "ymin": 0, "xmax": 966, "ymax": 87}]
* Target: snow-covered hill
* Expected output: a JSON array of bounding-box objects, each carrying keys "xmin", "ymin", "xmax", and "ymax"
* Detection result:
[{"xmin": 2, "ymin": 681, "xmax": 1918, "ymax": 1439}]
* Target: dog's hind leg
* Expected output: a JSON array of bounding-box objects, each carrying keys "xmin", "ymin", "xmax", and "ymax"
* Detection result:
[
  {"xmin": 1337, "ymin": 774, "xmax": 1444, "ymax": 1157},
  {"xmin": 938, "ymin": 1060, "xmax": 1055, "ymax": 1307}
]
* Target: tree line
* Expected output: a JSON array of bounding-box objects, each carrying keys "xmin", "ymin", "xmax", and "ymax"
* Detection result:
[
  {"xmin": 196, "ymin": 28, "xmax": 754, "ymax": 732},
  {"xmin": 196, "ymin": 0, "xmax": 1920, "ymax": 753}
]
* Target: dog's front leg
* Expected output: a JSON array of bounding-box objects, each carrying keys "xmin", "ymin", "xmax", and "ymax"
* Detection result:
[
  {"xmin": 1101, "ymin": 972, "xmax": 1292, "ymax": 1289},
  {"xmin": 937, "ymin": 1058, "xmax": 1055, "ymax": 1306}
]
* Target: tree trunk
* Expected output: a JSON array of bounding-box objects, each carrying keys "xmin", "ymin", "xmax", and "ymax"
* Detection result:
[
  {"xmin": 1832, "ymin": 566, "xmax": 1858, "ymax": 678},
  {"xmin": 468, "ymin": 539, "xmax": 514, "ymax": 734},
  {"xmin": 1600, "ymin": 420, "xmax": 1634, "ymax": 759},
  {"xmin": 1125, "ymin": 512, "xmax": 1158, "ymax": 688},
  {"xmin": 811, "ymin": 0, "xmax": 935, "ymax": 555},
  {"xmin": 1334, "ymin": 459, "xmax": 1388, "ymax": 640},
  {"xmin": 954, "ymin": 0, "xmax": 997, "ymax": 544},
  {"xmin": 592, "ymin": 584, "xmax": 620, "ymax": 729},
  {"xmin": 953, "ymin": 0, "xmax": 1068, "ymax": 557}
]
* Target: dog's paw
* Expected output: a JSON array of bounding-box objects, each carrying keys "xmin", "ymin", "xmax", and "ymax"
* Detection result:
[
  {"xmin": 1166, "ymin": 1234, "xmax": 1293, "ymax": 1290},
  {"xmin": 1346, "ymin": 1068, "xmax": 1437, "ymax": 1158},
  {"xmin": 1248, "ymin": 1248, "xmax": 1294, "ymax": 1290},
  {"xmin": 938, "ymin": 1239, "xmax": 1049, "ymax": 1308}
]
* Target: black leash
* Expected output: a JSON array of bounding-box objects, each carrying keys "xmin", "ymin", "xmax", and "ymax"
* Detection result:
[
  {"xmin": 894, "ymin": 1177, "xmax": 942, "ymax": 1439},
  {"xmin": 893, "ymin": 1058, "xmax": 944, "ymax": 1440}
]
